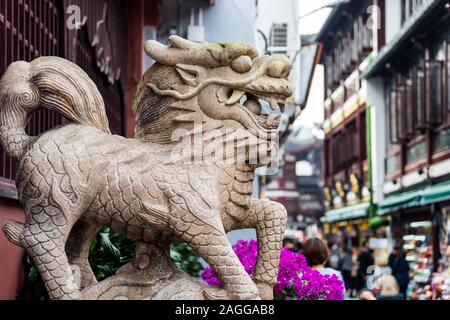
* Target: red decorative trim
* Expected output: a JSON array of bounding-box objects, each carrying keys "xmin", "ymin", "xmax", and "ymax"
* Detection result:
[
  {"xmin": 404, "ymin": 158, "xmax": 427, "ymax": 174},
  {"xmin": 431, "ymin": 148, "xmax": 450, "ymax": 164}
]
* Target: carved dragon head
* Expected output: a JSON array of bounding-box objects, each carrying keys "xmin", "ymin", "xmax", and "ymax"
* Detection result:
[{"xmin": 132, "ymin": 36, "xmax": 293, "ymax": 165}]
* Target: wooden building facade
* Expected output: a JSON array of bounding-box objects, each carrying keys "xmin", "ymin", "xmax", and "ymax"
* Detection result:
[
  {"xmin": 364, "ymin": 0, "xmax": 450, "ymax": 272},
  {"xmin": 318, "ymin": 1, "xmax": 385, "ymax": 246}
]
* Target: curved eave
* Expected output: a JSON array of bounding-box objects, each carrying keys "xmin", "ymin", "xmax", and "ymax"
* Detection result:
[
  {"xmin": 377, "ymin": 181, "xmax": 450, "ymax": 216},
  {"xmin": 315, "ymin": 0, "xmax": 371, "ymax": 48},
  {"xmin": 362, "ymin": 0, "xmax": 448, "ymax": 79},
  {"xmin": 321, "ymin": 202, "xmax": 369, "ymax": 223}
]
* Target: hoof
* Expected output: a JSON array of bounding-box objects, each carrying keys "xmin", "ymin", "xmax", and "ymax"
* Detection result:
[
  {"xmin": 201, "ymin": 287, "xmax": 230, "ymax": 300},
  {"xmin": 202, "ymin": 286, "xmax": 262, "ymax": 300},
  {"xmin": 256, "ymin": 282, "xmax": 274, "ymax": 300}
]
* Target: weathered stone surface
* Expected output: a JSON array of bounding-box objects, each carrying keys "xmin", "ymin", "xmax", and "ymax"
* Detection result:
[
  {"xmin": 0, "ymin": 36, "xmax": 292, "ymax": 300},
  {"xmin": 82, "ymin": 243, "xmax": 207, "ymax": 300}
]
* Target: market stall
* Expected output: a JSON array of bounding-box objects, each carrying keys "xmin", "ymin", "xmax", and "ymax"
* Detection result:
[{"xmin": 377, "ymin": 184, "xmax": 450, "ymax": 300}]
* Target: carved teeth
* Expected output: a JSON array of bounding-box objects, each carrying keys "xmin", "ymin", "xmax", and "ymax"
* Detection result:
[
  {"xmin": 269, "ymin": 99, "xmax": 278, "ymax": 110},
  {"xmin": 266, "ymin": 114, "xmax": 277, "ymax": 127},
  {"xmin": 226, "ymin": 90, "xmax": 245, "ymax": 106}
]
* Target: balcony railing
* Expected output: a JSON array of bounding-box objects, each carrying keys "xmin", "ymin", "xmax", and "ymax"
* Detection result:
[{"xmin": 0, "ymin": 0, "xmax": 64, "ymax": 183}]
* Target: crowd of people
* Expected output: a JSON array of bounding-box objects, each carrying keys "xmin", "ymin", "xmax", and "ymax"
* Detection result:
[{"xmin": 282, "ymin": 238, "xmax": 411, "ymax": 300}]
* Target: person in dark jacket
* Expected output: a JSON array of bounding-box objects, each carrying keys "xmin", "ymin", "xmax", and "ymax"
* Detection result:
[
  {"xmin": 391, "ymin": 249, "xmax": 410, "ymax": 299},
  {"xmin": 357, "ymin": 241, "xmax": 375, "ymax": 290},
  {"xmin": 340, "ymin": 247, "xmax": 354, "ymax": 297},
  {"xmin": 388, "ymin": 246, "xmax": 400, "ymax": 271}
]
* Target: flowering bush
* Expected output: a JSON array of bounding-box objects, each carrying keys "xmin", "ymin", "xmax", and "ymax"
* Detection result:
[{"xmin": 201, "ymin": 240, "xmax": 344, "ymax": 300}]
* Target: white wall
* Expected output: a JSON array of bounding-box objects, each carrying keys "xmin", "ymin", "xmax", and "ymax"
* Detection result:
[
  {"xmin": 385, "ymin": 0, "xmax": 402, "ymax": 43},
  {"xmin": 203, "ymin": 0, "xmax": 257, "ymax": 44},
  {"xmin": 256, "ymin": 0, "xmax": 301, "ymax": 102},
  {"xmin": 256, "ymin": 0, "xmax": 300, "ymax": 52},
  {"xmin": 295, "ymin": 65, "xmax": 325, "ymax": 128},
  {"xmin": 365, "ymin": 77, "xmax": 386, "ymax": 204},
  {"xmin": 154, "ymin": 0, "xmax": 257, "ymax": 45}
]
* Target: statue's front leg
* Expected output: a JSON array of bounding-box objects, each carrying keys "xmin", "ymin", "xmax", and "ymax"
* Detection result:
[{"xmin": 232, "ymin": 199, "xmax": 287, "ymax": 300}]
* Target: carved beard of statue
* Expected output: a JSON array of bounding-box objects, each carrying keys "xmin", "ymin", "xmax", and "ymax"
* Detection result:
[{"xmin": 133, "ymin": 36, "xmax": 293, "ymax": 167}]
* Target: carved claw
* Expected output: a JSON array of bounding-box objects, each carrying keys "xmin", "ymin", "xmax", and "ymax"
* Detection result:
[
  {"xmin": 201, "ymin": 287, "xmax": 231, "ymax": 301},
  {"xmin": 202, "ymin": 285, "xmax": 264, "ymax": 300},
  {"xmin": 255, "ymin": 282, "xmax": 274, "ymax": 300}
]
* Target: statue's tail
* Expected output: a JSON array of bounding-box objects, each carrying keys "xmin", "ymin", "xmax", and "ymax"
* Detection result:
[
  {"xmin": 0, "ymin": 56, "xmax": 111, "ymax": 160},
  {"xmin": 2, "ymin": 220, "xmax": 24, "ymax": 247}
]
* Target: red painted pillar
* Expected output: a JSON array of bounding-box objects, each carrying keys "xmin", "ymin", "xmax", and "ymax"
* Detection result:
[
  {"xmin": 123, "ymin": 0, "xmax": 160, "ymax": 138},
  {"xmin": 124, "ymin": 0, "xmax": 145, "ymax": 139},
  {"xmin": 0, "ymin": 198, "xmax": 25, "ymax": 300}
]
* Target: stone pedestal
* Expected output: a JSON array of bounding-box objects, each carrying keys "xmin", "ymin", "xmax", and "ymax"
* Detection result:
[{"xmin": 82, "ymin": 243, "xmax": 209, "ymax": 300}]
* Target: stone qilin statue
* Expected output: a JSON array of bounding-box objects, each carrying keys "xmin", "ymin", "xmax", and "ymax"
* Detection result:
[{"xmin": 0, "ymin": 36, "xmax": 292, "ymax": 300}]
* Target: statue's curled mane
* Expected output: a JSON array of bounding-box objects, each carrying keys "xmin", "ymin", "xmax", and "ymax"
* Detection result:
[{"xmin": 132, "ymin": 63, "xmax": 183, "ymax": 142}]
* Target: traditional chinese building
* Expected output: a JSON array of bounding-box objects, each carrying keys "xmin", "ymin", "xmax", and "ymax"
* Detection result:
[
  {"xmin": 364, "ymin": 0, "xmax": 450, "ymax": 272},
  {"xmin": 317, "ymin": 0, "xmax": 384, "ymax": 247}
]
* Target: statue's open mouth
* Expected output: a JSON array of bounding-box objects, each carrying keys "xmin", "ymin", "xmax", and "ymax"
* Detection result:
[{"xmin": 224, "ymin": 86, "xmax": 291, "ymax": 130}]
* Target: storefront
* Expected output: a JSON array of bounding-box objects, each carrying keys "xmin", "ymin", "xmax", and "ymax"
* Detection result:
[
  {"xmin": 321, "ymin": 202, "xmax": 371, "ymax": 248},
  {"xmin": 322, "ymin": 202, "xmax": 392, "ymax": 267},
  {"xmin": 430, "ymin": 205, "xmax": 450, "ymax": 300},
  {"xmin": 377, "ymin": 181, "xmax": 450, "ymax": 299}
]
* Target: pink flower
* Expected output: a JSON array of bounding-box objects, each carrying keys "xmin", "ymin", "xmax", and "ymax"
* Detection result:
[{"xmin": 200, "ymin": 240, "xmax": 344, "ymax": 300}]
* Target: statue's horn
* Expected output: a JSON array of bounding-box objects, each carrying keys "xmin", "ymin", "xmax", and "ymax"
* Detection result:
[
  {"xmin": 144, "ymin": 39, "xmax": 222, "ymax": 68},
  {"xmin": 144, "ymin": 36, "xmax": 259, "ymax": 68},
  {"xmin": 168, "ymin": 35, "xmax": 198, "ymax": 50},
  {"xmin": 144, "ymin": 36, "xmax": 200, "ymax": 63},
  {"xmin": 144, "ymin": 40, "xmax": 176, "ymax": 65}
]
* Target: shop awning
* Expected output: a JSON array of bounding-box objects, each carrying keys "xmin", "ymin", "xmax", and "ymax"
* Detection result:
[
  {"xmin": 377, "ymin": 190, "xmax": 422, "ymax": 216},
  {"xmin": 321, "ymin": 202, "xmax": 369, "ymax": 223},
  {"xmin": 422, "ymin": 182, "xmax": 450, "ymax": 205},
  {"xmin": 377, "ymin": 181, "xmax": 450, "ymax": 215}
]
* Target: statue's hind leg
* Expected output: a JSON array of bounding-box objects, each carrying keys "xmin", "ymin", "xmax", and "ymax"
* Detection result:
[
  {"xmin": 228, "ymin": 199, "xmax": 287, "ymax": 300},
  {"xmin": 20, "ymin": 203, "xmax": 81, "ymax": 300},
  {"xmin": 66, "ymin": 220, "xmax": 101, "ymax": 289}
]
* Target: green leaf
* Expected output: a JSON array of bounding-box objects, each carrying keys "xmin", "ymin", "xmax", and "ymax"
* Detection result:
[
  {"xmin": 99, "ymin": 230, "xmax": 121, "ymax": 260},
  {"xmin": 170, "ymin": 243, "xmax": 203, "ymax": 278}
]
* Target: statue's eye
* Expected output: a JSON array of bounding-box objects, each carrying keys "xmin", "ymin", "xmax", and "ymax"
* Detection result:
[{"xmin": 231, "ymin": 56, "xmax": 253, "ymax": 73}]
